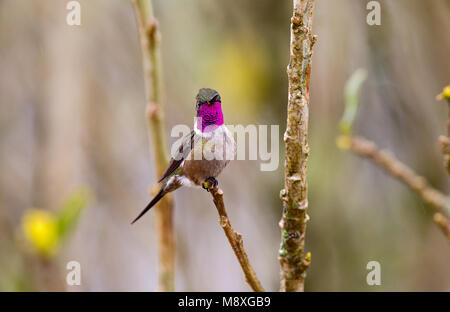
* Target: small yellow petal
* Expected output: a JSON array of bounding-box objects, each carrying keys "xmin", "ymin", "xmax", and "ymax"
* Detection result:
[
  {"xmin": 22, "ymin": 209, "xmax": 59, "ymax": 257},
  {"xmin": 437, "ymin": 86, "xmax": 450, "ymax": 101},
  {"xmin": 305, "ymin": 252, "xmax": 311, "ymax": 261}
]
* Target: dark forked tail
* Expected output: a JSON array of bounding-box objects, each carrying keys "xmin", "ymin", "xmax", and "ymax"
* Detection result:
[{"xmin": 131, "ymin": 187, "xmax": 166, "ymax": 224}]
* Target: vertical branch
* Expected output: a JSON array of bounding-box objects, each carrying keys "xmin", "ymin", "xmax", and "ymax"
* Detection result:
[
  {"xmin": 279, "ymin": 0, "xmax": 316, "ymax": 292},
  {"xmin": 132, "ymin": 0, "xmax": 175, "ymax": 291}
]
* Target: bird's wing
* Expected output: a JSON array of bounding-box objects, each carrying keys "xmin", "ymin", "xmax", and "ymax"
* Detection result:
[{"xmin": 158, "ymin": 130, "xmax": 199, "ymax": 182}]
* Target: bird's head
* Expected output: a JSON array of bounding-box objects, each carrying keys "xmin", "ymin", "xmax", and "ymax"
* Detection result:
[
  {"xmin": 196, "ymin": 88, "xmax": 221, "ymax": 110},
  {"xmin": 195, "ymin": 88, "xmax": 224, "ymax": 132}
]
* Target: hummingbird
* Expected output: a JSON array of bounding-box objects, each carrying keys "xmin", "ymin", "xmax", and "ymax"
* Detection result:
[{"xmin": 132, "ymin": 88, "xmax": 236, "ymax": 224}]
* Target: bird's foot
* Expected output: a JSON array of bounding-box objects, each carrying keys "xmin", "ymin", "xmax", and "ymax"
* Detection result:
[{"xmin": 202, "ymin": 177, "xmax": 218, "ymax": 192}]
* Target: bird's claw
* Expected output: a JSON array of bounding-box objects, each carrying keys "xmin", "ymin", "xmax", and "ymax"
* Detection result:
[{"xmin": 202, "ymin": 177, "xmax": 218, "ymax": 192}]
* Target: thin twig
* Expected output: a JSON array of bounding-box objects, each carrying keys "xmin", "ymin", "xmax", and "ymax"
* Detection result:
[
  {"xmin": 131, "ymin": 0, "xmax": 175, "ymax": 291},
  {"xmin": 208, "ymin": 186, "xmax": 264, "ymax": 292},
  {"xmin": 279, "ymin": 0, "xmax": 316, "ymax": 292},
  {"xmin": 438, "ymin": 135, "xmax": 450, "ymax": 174},
  {"xmin": 438, "ymin": 95, "xmax": 450, "ymax": 174},
  {"xmin": 344, "ymin": 135, "xmax": 450, "ymax": 242},
  {"xmin": 436, "ymin": 90, "xmax": 450, "ymax": 239},
  {"xmin": 434, "ymin": 213, "xmax": 450, "ymax": 241}
]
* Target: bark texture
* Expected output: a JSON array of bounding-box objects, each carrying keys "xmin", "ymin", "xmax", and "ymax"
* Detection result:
[{"xmin": 279, "ymin": 0, "xmax": 316, "ymax": 292}]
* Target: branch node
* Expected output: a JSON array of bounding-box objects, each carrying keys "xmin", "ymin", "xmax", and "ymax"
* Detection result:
[
  {"xmin": 146, "ymin": 102, "xmax": 160, "ymax": 119},
  {"xmin": 291, "ymin": 16, "xmax": 301, "ymax": 25},
  {"xmin": 433, "ymin": 213, "xmax": 450, "ymax": 242}
]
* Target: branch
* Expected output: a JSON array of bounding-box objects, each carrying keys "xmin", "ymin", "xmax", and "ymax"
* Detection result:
[
  {"xmin": 435, "ymin": 86, "xmax": 450, "ymax": 240},
  {"xmin": 279, "ymin": 0, "xmax": 316, "ymax": 292},
  {"xmin": 207, "ymin": 186, "xmax": 264, "ymax": 292},
  {"xmin": 339, "ymin": 135, "xmax": 450, "ymax": 242},
  {"xmin": 338, "ymin": 72, "xmax": 450, "ymax": 242},
  {"xmin": 434, "ymin": 213, "xmax": 450, "ymax": 241},
  {"xmin": 438, "ymin": 135, "xmax": 450, "ymax": 174},
  {"xmin": 437, "ymin": 87, "xmax": 450, "ymax": 174},
  {"xmin": 132, "ymin": 0, "xmax": 175, "ymax": 291}
]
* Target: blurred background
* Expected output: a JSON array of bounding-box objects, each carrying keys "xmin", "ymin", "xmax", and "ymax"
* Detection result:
[{"xmin": 0, "ymin": 0, "xmax": 449, "ymax": 291}]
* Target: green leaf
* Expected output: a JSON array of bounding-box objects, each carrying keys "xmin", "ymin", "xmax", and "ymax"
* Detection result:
[
  {"xmin": 57, "ymin": 188, "xmax": 90, "ymax": 240},
  {"xmin": 338, "ymin": 69, "xmax": 368, "ymax": 135}
]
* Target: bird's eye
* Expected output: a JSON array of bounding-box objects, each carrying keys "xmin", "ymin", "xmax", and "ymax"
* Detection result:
[
  {"xmin": 212, "ymin": 95, "xmax": 220, "ymax": 103},
  {"xmin": 196, "ymin": 100, "xmax": 201, "ymax": 110}
]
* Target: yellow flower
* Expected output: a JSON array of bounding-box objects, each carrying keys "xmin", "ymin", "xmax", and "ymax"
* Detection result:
[
  {"xmin": 22, "ymin": 209, "xmax": 59, "ymax": 257},
  {"xmin": 437, "ymin": 86, "xmax": 450, "ymax": 101},
  {"xmin": 305, "ymin": 252, "xmax": 311, "ymax": 261}
]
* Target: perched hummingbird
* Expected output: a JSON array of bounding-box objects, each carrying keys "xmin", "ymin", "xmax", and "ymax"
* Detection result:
[{"xmin": 132, "ymin": 88, "xmax": 236, "ymax": 224}]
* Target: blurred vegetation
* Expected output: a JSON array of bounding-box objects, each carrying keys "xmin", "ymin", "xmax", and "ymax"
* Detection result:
[
  {"xmin": 21, "ymin": 189, "xmax": 89, "ymax": 258},
  {"xmin": 0, "ymin": 0, "xmax": 449, "ymax": 291},
  {"xmin": 339, "ymin": 69, "xmax": 368, "ymax": 137},
  {"xmin": 0, "ymin": 188, "xmax": 89, "ymax": 291}
]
